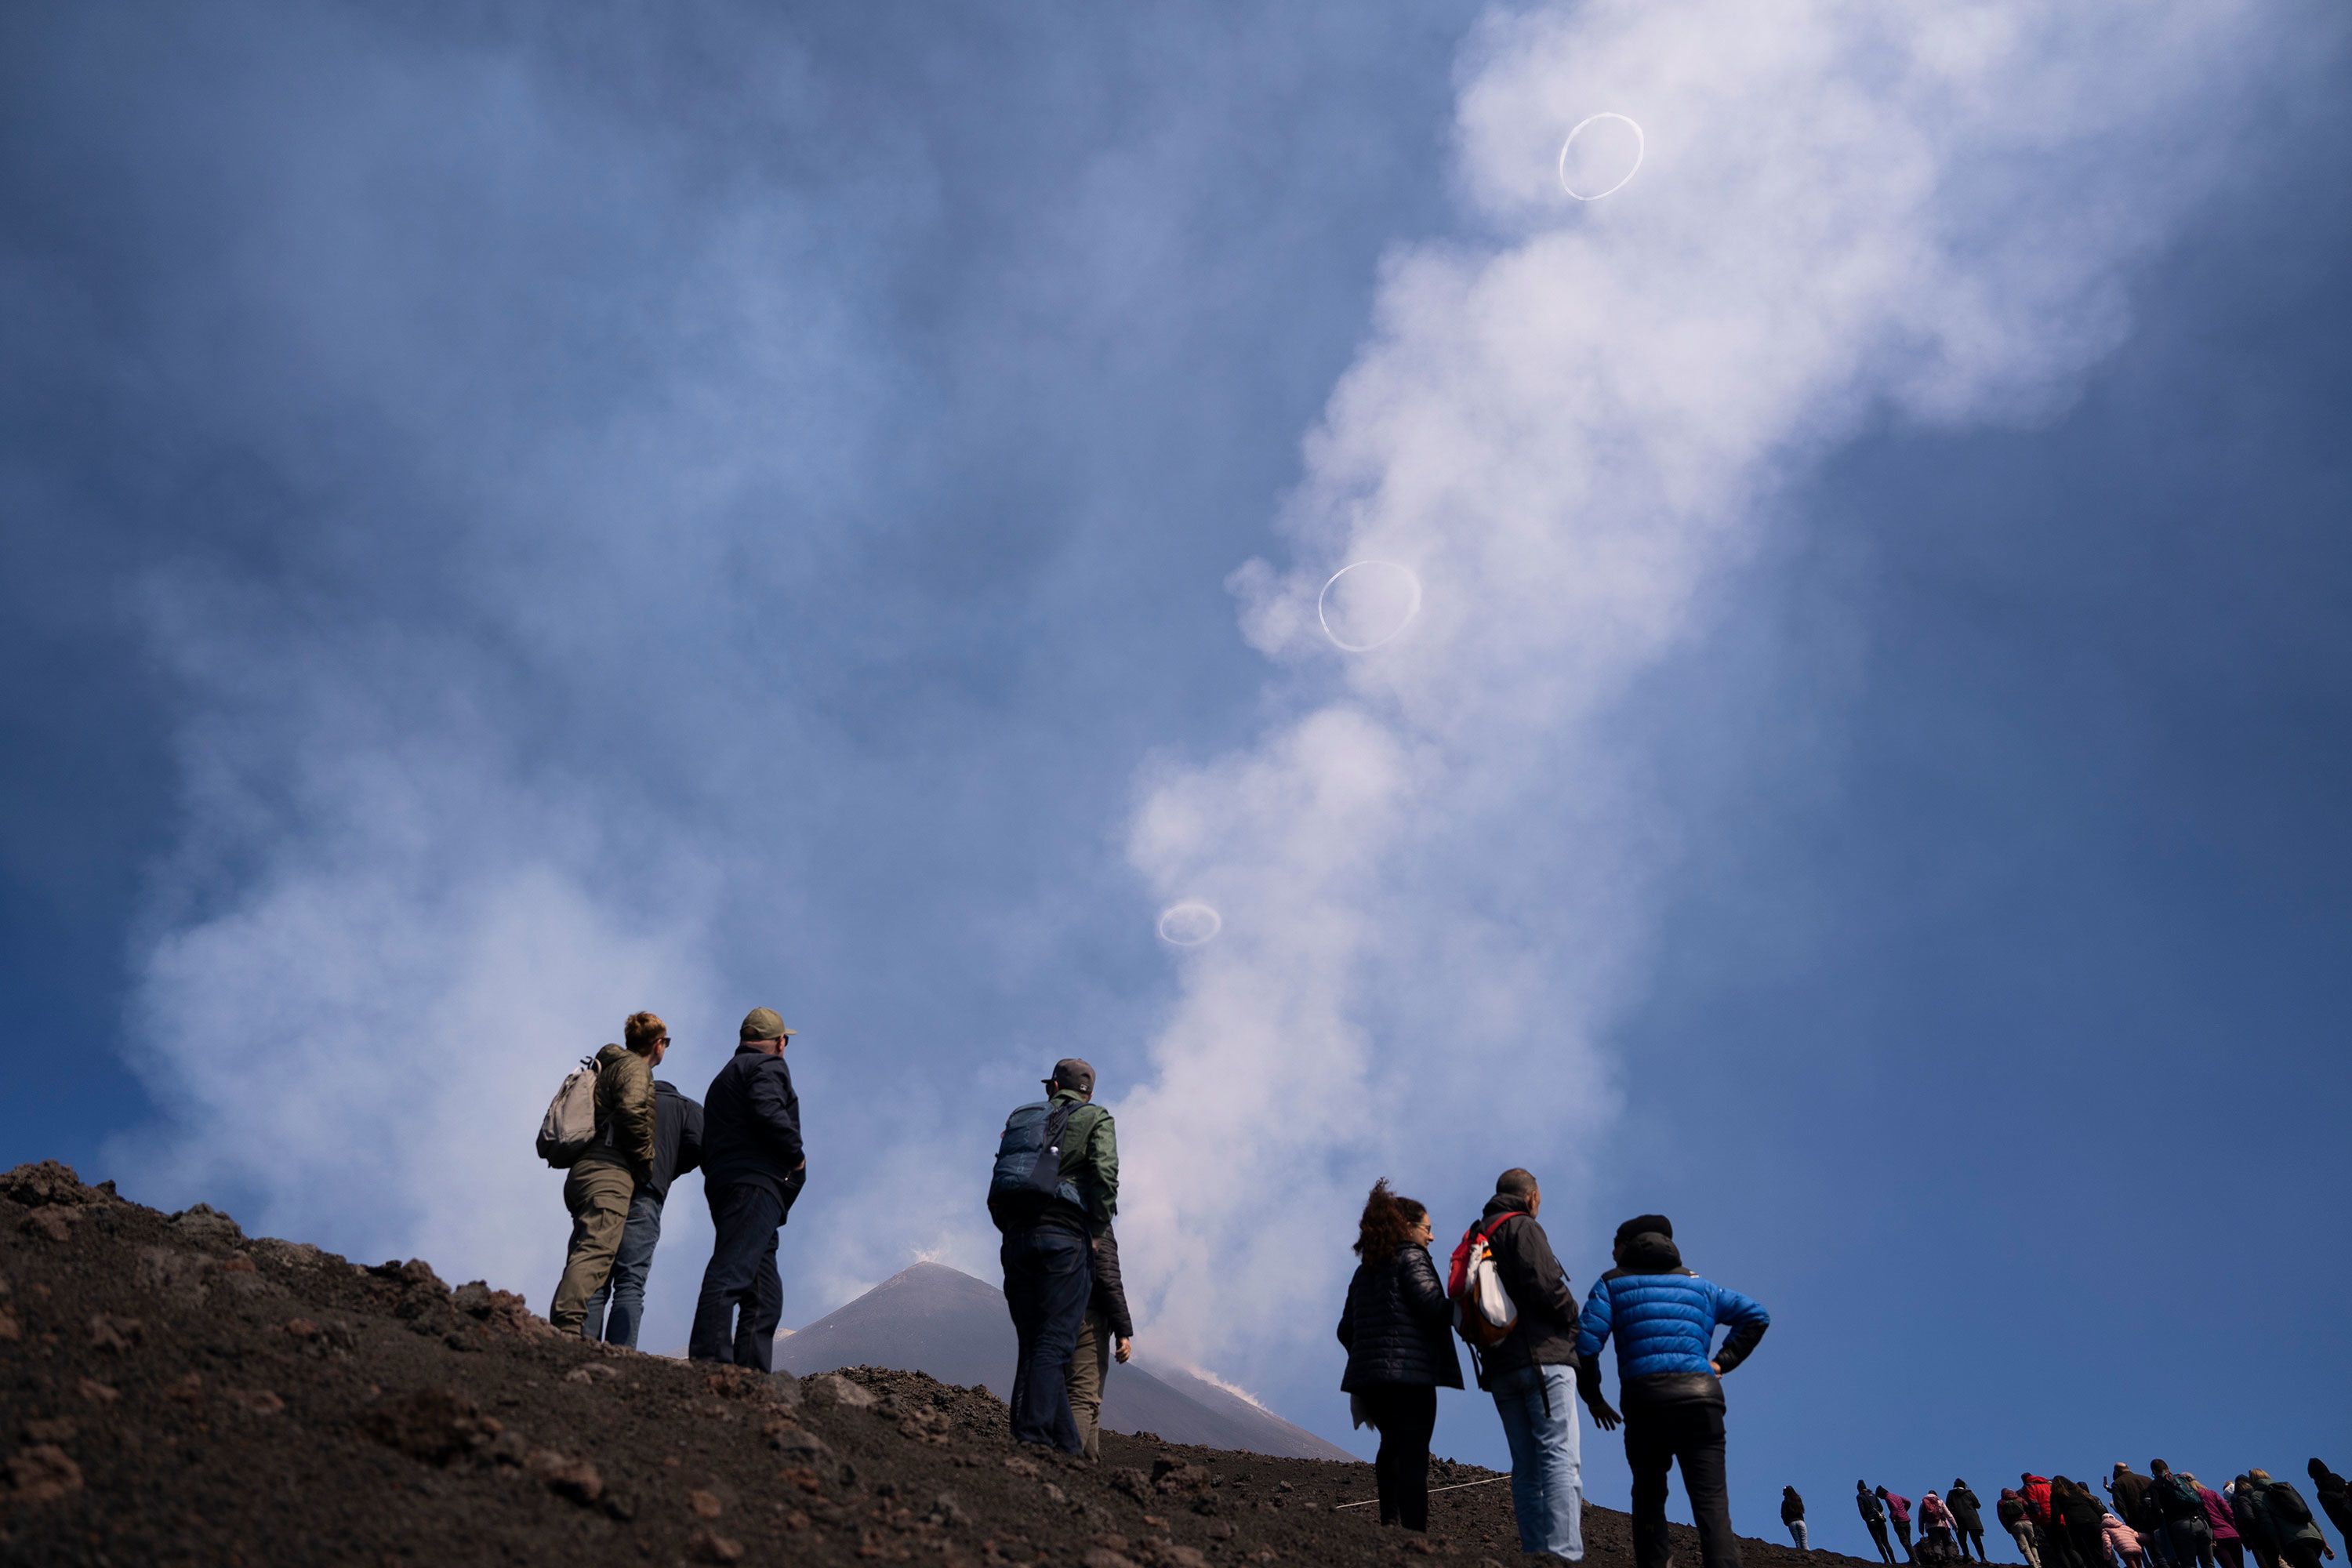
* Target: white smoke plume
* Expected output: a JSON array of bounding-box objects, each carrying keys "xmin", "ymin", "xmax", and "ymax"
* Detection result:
[{"xmin": 1112, "ymin": 0, "xmax": 2274, "ymax": 1378}]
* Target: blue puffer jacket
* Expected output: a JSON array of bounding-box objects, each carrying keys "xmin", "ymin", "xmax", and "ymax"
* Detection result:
[{"xmin": 1576, "ymin": 1232, "xmax": 1768, "ymax": 1408}]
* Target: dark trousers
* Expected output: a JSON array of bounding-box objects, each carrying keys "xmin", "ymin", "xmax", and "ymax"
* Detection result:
[
  {"xmin": 2168, "ymin": 1521, "xmax": 2216, "ymax": 1568},
  {"xmin": 1001, "ymin": 1225, "xmax": 1091, "ymax": 1452},
  {"xmin": 1627, "ymin": 1401, "xmax": 1738, "ymax": 1568},
  {"xmin": 1962, "ymin": 1526, "xmax": 1987, "ymax": 1562},
  {"xmin": 1870, "ymin": 1523, "xmax": 1897, "ymax": 1563},
  {"xmin": 2071, "ymin": 1523, "xmax": 2109, "ymax": 1568},
  {"xmin": 1359, "ymin": 1386, "xmax": 1438, "ymax": 1530},
  {"xmin": 1897, "ymin": 1520, "xmax": 1916, "ymax": 1562},
  {"xmin": 689, "ymin": 1181, "xmax": 785, "ymax": 1369},
  {"xmin": 2215, "ymin": 1541, "xmax": 2245, "ymax": 1568}
]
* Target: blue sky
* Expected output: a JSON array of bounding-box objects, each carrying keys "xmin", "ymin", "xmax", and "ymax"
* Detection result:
[{"xmin": 5, "ymin": 1, "xmax": 2350, "ymax": 1546}]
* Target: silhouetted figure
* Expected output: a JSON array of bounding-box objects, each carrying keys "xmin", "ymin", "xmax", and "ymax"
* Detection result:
[
  {"xmin": 1066, "ymin": 1223, "xmax": 1133, "ymax": 1461},
  {"xmin": 987, "ymin": 1057, "xmax": 1117, "ymax": 1453},
  {"xmin": 1578, "ymin": 1214, "xmax": 1769, "ymax": 1568},
  {"xmin": 1784, "ymin": 1487, "xmax": 1809, "ymax": 1552},
  {"xmin": 2027, "ymin": 1475, "xmax": 2068, "ymax": 1568},
  {"xmin": 2003, "ymin": 1488, "xmax": 2045, "ymax": 1568},
  {"xmin": 1864, "ymin": 1483, "xmax": 1900, "ymax": 1565},
  {"xmin": 2115, "ymin": 1468, "xmax": 2165, "ymax": 1567},
  {"xmin": 2153, "ymin": 1462, "xmax": 2220, "ymax": 1568},
  {"xmin": 1922, "ymin": 1492, "xmax": 1959, "ymax": 1563},
  {"xmin": 2234, "ymin": 1477, "xmax": 2285, "ymax": 1568},
  {"xmin": 1885, "ymin": 1487, "xmax": 1918, "ymax": 1563},
  {"xmin": 2310, "ymin": 1464, "xmax": 2352, "ymax": 1559},
  {"xmin": 2249, "ymin": 1471, "xmax": 2334, "ymax": 1568},
  {"xmin": 690, "ymin": 1008, "xmax": 807, "ymax": 1369},
  {"xmin": 2191, "ymin": 1479, "xmax": 2248, "ymax": 1568},
  {"xmin": 2058, "ymin": 1477, "xmax": 2112, "ymax": 1568},
  {"xmin": 1337, "ymin": 1181, "xmax": 1461, "ymax": 1532},
  {"xmin": 1951, "ymin": 1481, "xmax": 1988, "ymax": 1563}
]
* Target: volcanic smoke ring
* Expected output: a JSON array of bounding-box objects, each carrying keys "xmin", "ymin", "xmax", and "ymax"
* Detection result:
[{"xmin": 1557, "ymin": 112, "xmax": 1645, "ymax": 201}]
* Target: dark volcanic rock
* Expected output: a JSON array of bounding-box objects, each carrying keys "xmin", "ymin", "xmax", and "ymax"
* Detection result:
[{"xmin": 0, "ymin": 1158, "xmax": 1870, "ymax": 1568}]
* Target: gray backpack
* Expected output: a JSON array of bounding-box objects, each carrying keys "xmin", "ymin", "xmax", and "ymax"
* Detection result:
[{"xmin": 535, "ymin": 1054, "xmax": 601, "ymax": 1167}]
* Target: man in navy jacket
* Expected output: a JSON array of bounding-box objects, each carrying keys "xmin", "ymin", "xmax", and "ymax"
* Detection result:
[
  {"xmin": 688, "ymin": 1007, "xmax": 806, "ymax": 1369},
  {"xmin": 1577, "ymin": 1214, "xmax": 1769, "ymax": 1568}
]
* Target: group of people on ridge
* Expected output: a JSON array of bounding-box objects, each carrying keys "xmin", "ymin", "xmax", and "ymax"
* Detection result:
[
  {"xmin": 1825, "ymin": 1461, "xmax": 2350, "ymax": 1568},
  {"xmin": 545, "ymin": 1033, "xmax": 2336, "ymax": 1568},
  {"xmin": 544, "ymin": 1007, "xmax": 807, "ymax": 1367},
  {"xmin": 1846, "ymin": 1481, "xmax": 1991, "ymax": 1563},
  {"xmin": 549, "ymin": 1033, "xmax": 1136, "ymax": 1458},
  {"xmin": 1333, "ymin": 1169, "xmax": 1770, "ymax": 1568}
]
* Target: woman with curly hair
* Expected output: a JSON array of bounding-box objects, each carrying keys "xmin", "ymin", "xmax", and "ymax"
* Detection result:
[{"xmin": 1337, "ymin": 1180, "xmax": 1461, "ymax": 1530}]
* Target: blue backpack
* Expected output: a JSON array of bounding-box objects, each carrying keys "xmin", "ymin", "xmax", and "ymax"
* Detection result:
[{"xmin": 988, "ymin": 1099, "xmax": 1086, "ymax": 1231}]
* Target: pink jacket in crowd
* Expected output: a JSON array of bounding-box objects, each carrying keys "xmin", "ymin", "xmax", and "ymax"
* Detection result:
[
  {"xmin": 2198, "ymin": 1486, "xmax": 2241, "ymax": 1543},
  {"xmin": 2103, "ymin": 1514, "xmax": 2144, "ymax": 1559}
]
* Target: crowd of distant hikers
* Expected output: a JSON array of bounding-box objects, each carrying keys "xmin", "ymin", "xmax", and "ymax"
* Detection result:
[
  {"xmin": 1824, "ymin": 1464, "xmax": 2349, "ymax": 1568},
  {"xmin": 536, "ymin": 1021, "xmax": 2347, "ymax": 1568}
]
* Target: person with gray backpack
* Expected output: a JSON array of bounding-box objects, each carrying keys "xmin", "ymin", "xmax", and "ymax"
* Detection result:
[
  {"xmin": 541, "ymin": 1011, "xmax": 663, "ymax": 1334},
  {"xmin": 988, "ymin": 1057, "xmax": 1117, "ymax": 1452}
]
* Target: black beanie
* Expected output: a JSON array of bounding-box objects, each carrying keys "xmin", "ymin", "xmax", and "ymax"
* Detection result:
[{"xmin": 1615, "ymin": 1213, "xmax": 1674, "ymax": 1249}]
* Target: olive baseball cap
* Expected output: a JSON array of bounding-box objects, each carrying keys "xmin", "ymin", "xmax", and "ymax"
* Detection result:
[
  {"xmin": 739, "ymin": 1007, "xmax": 797, "ymax": 1043},
  {"xmin": 1045, "ymin": 1058, "xmax": 1095, "ymax": 1095}
]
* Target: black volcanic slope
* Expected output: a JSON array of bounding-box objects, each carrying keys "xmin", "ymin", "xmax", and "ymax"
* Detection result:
[
  {"xmin": 776, "ymin": 1261, "xmax": 1351, "ymax": 1462},
  {"xmin": 0, "ymin": 1160, "xmax": 1873, "ymax": 1568}
]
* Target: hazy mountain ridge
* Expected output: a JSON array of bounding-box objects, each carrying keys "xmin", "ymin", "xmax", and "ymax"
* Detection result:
[{"xmin": 776, "ymin": 1261, "xmax": 1352, "ymax": 1461}]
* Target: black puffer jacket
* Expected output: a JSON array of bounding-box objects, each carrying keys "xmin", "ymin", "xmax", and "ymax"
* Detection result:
[
  {"xmin": 1467, "ymin": 1196, "xmax": 1579, "ymax": 1388},
  {"xmin": 1338, "ymin": 1243, "xmax": 1462, "ymax": 1392},
  {"xmin": 1948, "ymin": 1486, "xmax": 1982, "ymax": 1532},
  {"xmin": 1091, "ymin": 1226, "xmax": 1134, "ymax": 1338}
]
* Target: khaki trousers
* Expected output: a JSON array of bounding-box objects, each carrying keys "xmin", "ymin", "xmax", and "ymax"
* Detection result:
[
  {"xmin": 1066, "ymin": 1306, "xmax": 1113, "ymax": 1460},
  {"xmin": 550, "ymin": 1158, "xmax": 635, "ymax": 1332}
]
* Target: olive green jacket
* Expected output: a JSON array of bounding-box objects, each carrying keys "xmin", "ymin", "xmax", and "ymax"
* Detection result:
[
  {"xmin": 582, "ymin": 1042, "xmax": 655, "ymax": 1182},
  {"xmin": 1051, "ymin": 1089, "xmax": 1119, "ymax": 1232}
]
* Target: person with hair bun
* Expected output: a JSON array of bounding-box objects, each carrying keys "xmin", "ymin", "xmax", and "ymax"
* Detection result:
[
  {"xmin": 1338, "ymin": 1180, "xmax": 1461, "ymax": 1531},
  {"xmin": 548, "ymin": 1010, "xmax": 666, "ymax": 1334}
]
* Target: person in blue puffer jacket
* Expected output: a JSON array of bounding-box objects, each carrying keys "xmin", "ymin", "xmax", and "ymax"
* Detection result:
[{"xmin": 1576, "ymin": 1214, "xmax": 1769, "ymax": 1568}]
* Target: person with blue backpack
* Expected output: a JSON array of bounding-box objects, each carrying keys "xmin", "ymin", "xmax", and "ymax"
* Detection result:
[
  {"xmin": 1576, "ymin": 1214, "xmax": 1769, "ymax": 1568},
  {"xmin": 988, "ymin": 1057, "xmax": 1119, "ymax": 1452}
]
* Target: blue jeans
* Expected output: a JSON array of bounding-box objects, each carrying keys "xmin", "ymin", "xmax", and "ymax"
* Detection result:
[
  {"xmin": 1491, "ymin": 1363, "xmax": 1584, "ymax": 1559},
  {"xmin": 689, "ymin": 1181, "xmax": 786, "ymax": 1369},
  {"xmin": 582, "ymin": 1189, "xmax": 663, "ymax": 1348},
  {"xmin": 1000, "ymin": 1225, "xmax": 1091, "ymax": 1453}
]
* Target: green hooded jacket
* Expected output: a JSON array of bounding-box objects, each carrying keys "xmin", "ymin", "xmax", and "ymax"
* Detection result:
[{"xmin": 1050, "ymin": 1089, "xmax": 1119, "ymax": 1232}]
